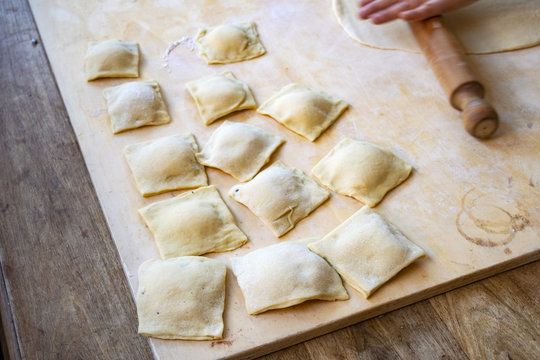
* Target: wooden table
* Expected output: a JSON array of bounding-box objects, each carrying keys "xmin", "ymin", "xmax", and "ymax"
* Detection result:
[{"xmin": 1, "ymin": 0, "xmax": 538, "ymax": 358}]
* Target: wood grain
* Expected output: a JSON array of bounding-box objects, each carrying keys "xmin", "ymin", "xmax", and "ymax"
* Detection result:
[
  {"xmin": 0, "ymin": 0, "xmax": 539, "ymax": 359},
  {"xmin": 269, "ymin": 301, "xmax": 468, "ymax": 360},
  {"xmin": 430, "ymin": 261, "xmax": 540, "ymax": 360},
  {"xmin": 26, "ymin": 0, "xmax": 540, "ymax": 357},
  {"xmin": 0, "ymin": 0, "xmax": 153, "ymax": 358},
  {"xmin": 409, "ymin": 17, "xmax": 499, "ymax": 138},
  {"xmin": 265, "ymin": 262, "xmax": 540, "ymax": 359}
]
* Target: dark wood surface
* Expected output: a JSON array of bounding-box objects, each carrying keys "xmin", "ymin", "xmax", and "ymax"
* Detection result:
[{"xmin": 0, "ymin": 0, "xmax": 538, "ymax": 359}]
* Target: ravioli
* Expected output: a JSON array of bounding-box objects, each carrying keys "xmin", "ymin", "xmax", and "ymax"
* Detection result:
[
  {"xmin": 124, "ymin": 134, "xmax": 207, "ymax": 197},
  {"xmin": 229, "ymin": 161, "xmax": 330, "ymax": 237},
  {"xmin": 308, "ymin": 206, "xmax": 425, "ymax": 298},
  {"xmin": 231, "ymin": 241, "xmax": 348, "ymax": 315},
  {"xmin": 137, "ymin": 256, "xmax": 226, "ymax": 340},
  {"xmin": 85, "ymin": 39, "xmax": 139, "ymax": 81},
  {"xmin": 312, "ymin": 138, "xmax": 412, "ymax": 207},
  {"xmin": 103, "ymin": 81, "xmax": 170, "ymax": 134},
  {"xmin": 197, "ymin": 121, "xmax": 284, "ymax": 181},
  {"xmin": 257, "ymin": 83, "xmax": 348, "ymax": 141},
  {"xmin": 139, "ymin": 185, "xmax": 247, "ymax": 258},
  {"xmin": 195, "ymin": 22, "xmax": 266, "ymax": 64},
  {"xmin": 186, "ymin": 72, "xmax": 256, "ymax": 125}
]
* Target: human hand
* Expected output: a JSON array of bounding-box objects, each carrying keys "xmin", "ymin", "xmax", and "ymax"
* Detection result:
[{"xmin": 358, "ymin": 0, "xmax": 478, "ymax": 24}]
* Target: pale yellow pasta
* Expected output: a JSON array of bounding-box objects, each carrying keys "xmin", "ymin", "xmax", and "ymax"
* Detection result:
[
  {"xmin": 308, "ymin": 206, "xmax": 425, "ymax": 298},
  {"xmin": 231, "ymin": 241, "xmax": 348, "ymax": 315},
  {"xmin": 258, "ymin": 83, "xmax": 348, "ymax": 141},
  {"xmin": 137, "ymin": 257, "xmax": 226, "ymax": 340},
  {"xmin": 139, "ymin": 186, "xmax": 247, "ymax": 258},
  {"xmin": 229, "ymin": 161, "xmax": 329, "ymax": 237},
  {"xmin": 103, "ymin": 81, "xmax": 170, "ymax": 134},
  {"xmin": 195, "ymin": 22, "xmax": 266, "ymax": 64},
  {"xmin": 312, "ymin": 138, "xmax": 412, "ymax": 207},
  {"xmin": 186, "ymin": 72, "xmax": 256, "ymax": 125},
  {"xmin": 197, "ymin": 121, "xmax": 284, "ymax": 181},
  {"xmin": 85, "ymin": 39, "xmax": 139, "ymax": 81},
  {"xmin": 124, "ymin": 134, "xmax": 207, "ymax": 197}
]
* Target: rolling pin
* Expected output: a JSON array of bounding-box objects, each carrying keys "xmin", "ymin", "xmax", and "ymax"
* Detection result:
[{"xmin": 409, "ymin": 16, "xmax": 499, "ymax": 139}]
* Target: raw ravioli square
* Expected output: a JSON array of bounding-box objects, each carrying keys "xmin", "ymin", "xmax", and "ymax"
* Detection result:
[
  {"xmin": 257, "ymin": 83, "xmax": 348, "ymax": 141},
  {"xmin": 229, "ymin": 161, "xmax": 330, "ymax": 237},
  {"xmin": 312, "ymin": 138, "xmax": 412, "ymax": 207},
  {"xmin": 231, "ymin": 241, "xmax": 348, "ymax": 315},
  {"xmin": 195, "ymin": 22, "xmax": 266, "ymax": 64},
  {"xmin": 197, "ymin": 121, "xmax": 284, "ymax": 181},
  {"xmin": 85, "ymin": 39, "xmax": 139, "ymax": 81},
  {"xmin": 308, "ymin": 206, "xmax": 425, "ymax": 298},
  {"xmin": 137, "ymin": 256, "xmax": 226, "ymax": 340},
  {"xmin": 139, "ymin": 185, "xmax": 247, "ymax": 258},
  {"xmin": 104, "ymin": 81, "xmax": 170, "ymax": 134},
  {"xmin": 186, "ymin": 72, "xmax": 256, "ymax": 125},
  {"xmin": 124, "ymin": 134, "xmax": 207, "ymax": 197}
]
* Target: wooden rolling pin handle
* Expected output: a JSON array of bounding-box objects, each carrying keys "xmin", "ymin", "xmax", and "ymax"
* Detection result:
[
  {"xmin": 409, "ymin": 16, "xmax": 499, "ymax": 139},
  {"xmin": 452, "ymin": 82, "xmax": 499, "ymax": 139}
]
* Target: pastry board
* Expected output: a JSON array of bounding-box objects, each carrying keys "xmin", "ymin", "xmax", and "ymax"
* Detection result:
[{"xmin": 29, "ymin": 0, "xmax": 540, "ymax": 359}]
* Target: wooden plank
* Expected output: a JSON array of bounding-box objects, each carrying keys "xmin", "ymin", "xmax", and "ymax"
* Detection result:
[
  {"xmin": 0, "ymin": 1, "xmax": 538, "ymax": 359},
  {"xmin": 0, "ymin": 264, "xmax": 22, "ymax": 360},
  {"xmin": 0, "ymin": 0, "xmax": 154, "ymax": 358},
  {"xmin": 298, "ymin": 301, "xmax": 468, "ymax": 359},
  {"xmin": 25, "ymin": 0, "xmax": 540, "ymax": 358},
  {"xmin": 266, "ymin": 261, "xmax": 540, "ymax": 359},
  {"xmin": 430, "ymin": 261, "xmax": 540, "ymax": 359}
]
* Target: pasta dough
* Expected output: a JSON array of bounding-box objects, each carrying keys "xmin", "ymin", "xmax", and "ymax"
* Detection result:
[
  {"xmin": 137, "ymin": 256, "xmax": 226, "ymax": 340},
  {"xmin": 103, "ymin": 81, "xmax": 170, "ymax": 134},
  {"xmin": 124, "ymin": 134, "xmax": 207, "ymax": 197},
  {"xmin": 308, "ymin": 206, "xmax": 425, "ymax": 298},
  {"xmin": 312, "ymin": 138, "xmax": 412, "ymax": 207},
  {"xmin": 197, "ymin": 121, "xmax": 284, "ymax": 181},
  {"xmin": 186, "ymin": 72, "xmax": 256, "ymax": 125},
  {"xmin": 195, "ymin": 22, "xmax": 266, "ymax": 64},
  {"xmin": 229, "ymin": 161, "xmax": 330, "ymax": 237},
  {"xmin": 334, "ymin": 0, "xmax": 540, "ymax": 54},
  {"xmin": 231, "ymin": 241, "xmax": 348, "ymax": 315},
  {"xmin": 257, "ymin": 83, "xmax": 348, "ymax": 141},
  {"xmin": 85, "ymin": 39, "xmax": 139, "ymax": 81},
  {"xmin": 139, "ymin": 185, "xmax": 247, "ymax": 258}
]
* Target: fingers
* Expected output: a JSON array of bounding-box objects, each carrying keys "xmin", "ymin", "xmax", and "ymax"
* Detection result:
[
  {"xmin": 398, "ymin": 0, "xmax": 444, "ymax": 21},
  {"xmin": 358, "ymin": 0, "xmax": 398, "ymax": 19},
  {"xmin": 398, "ymin": 0, "xmax": 478, "ymax": 22},
  {"xmin": 358, "ymin": 0, "xmax": 477, "ymax": 24},
  {"xmin": 358, "ymin": 0, "xmax": 376, "ymax": 6},
  {"xmin": 369, "ymin": 1, "xmax": 416, "ymax": 24},
  {"xmin": 358, "ymin": 0, "xmax": 425, "ymax": 24}
]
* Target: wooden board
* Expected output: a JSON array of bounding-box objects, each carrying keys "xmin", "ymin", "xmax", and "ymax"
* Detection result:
[
  {"xmin": 28, "ymin": 0, "xmax": 540, "ymax": 359},
  {"xmin": 0, "ymin": 0, "xmax": 154, "ymax": 358}
]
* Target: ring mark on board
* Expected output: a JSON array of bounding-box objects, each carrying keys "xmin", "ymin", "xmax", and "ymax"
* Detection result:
[{"xmin": 456, "ymin": 188, "xmax": 530, "ymax": 247}]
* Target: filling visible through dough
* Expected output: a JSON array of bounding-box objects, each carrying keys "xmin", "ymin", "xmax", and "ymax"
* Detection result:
[
  {"xmin": 195, "ymin": 22, "xmax": 266, "ymax": 64},
  {"xmin": 312, "ymin": 138, "xmax": 412, "ymax": 207},
  {"xmin": 197, "ymin": 121, "xmax": 284, "ymax": 181},
  {"xmin": 124, "ymin": 134, "xmax": 207, "ymax": 196},
  {"xmin": 231, "ymin": 240, "xmax": 348, "ymax": 315},
  {"xmin": 103, "ymin": 81, "xmax": 170, "ymax": 134},
  {"xmin": 258, "ymin": 83, "xmax": 348, "ymax": 141},
  {"xmin": 139, "ymin": 185, "xmax": 247, "ymax": 258},
  {"xmin": 229, "ymin": 161, "xmax": 330, "ymax": 237},
  {"xmin": 308, "ymin": 206, "xmax": 425, "ymax": 298},
  {"xmin": 186, "ymin": 72, "xmax": 256, "ymax": 125},
  {"xmin": 85, "ymin": 39, "xmax": 139, "ymax": 81}
]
